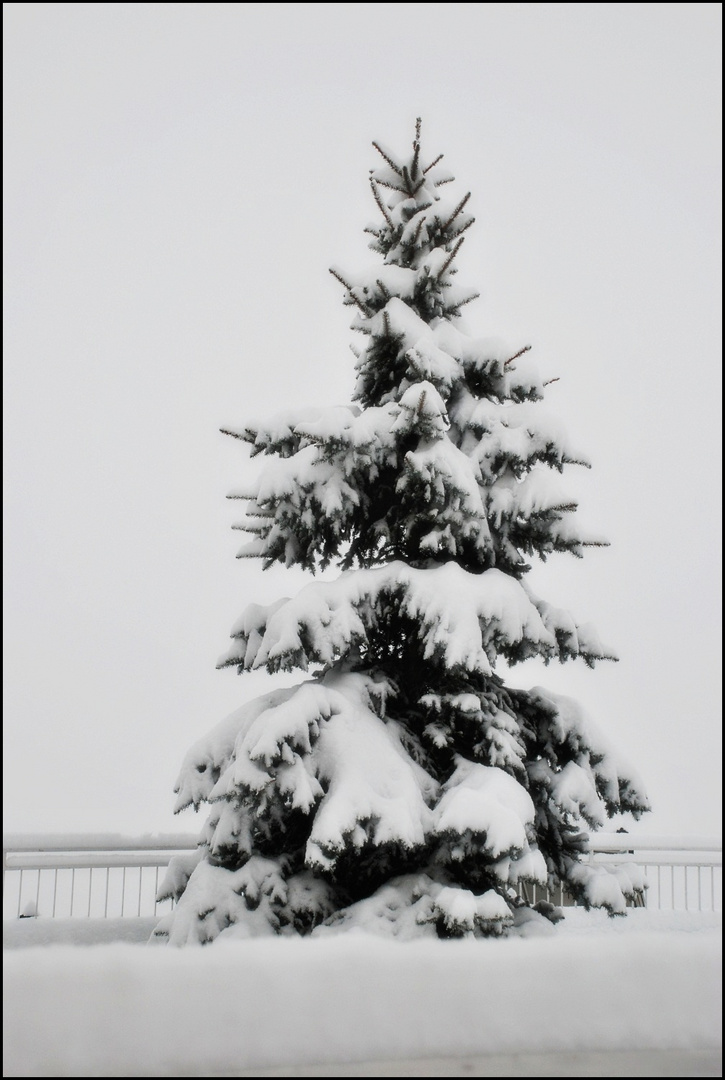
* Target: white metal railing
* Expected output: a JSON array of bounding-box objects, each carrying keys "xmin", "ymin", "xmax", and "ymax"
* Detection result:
[
  {"xmin": 3, "ymin": 833, "xmax": 722, "ymax": 921},
  {"xmin": 587, "ymin": 834, "xmax": 722, "ymax": 913},
  {"xmin": 3, "ymin": 834, "xmax": 198, "ymax": 921}
]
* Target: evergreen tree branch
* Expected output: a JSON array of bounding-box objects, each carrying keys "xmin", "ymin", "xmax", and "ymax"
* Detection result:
[
  {"xmin": 401, "ymin": 165, "xmax": 415, "ymax": 197},
  {"xmin": 449, "ymin": 218, "xmax": 475, "ymax": 241},
  {"xmin": 372, "ymin": 141, "xmax": 403, "ymax": 176},
  {"xmin": 329, "ymin": 267, "xmax": 355, "ymax": 291},
  {"xmin": 329, "ymin": 268, "xmax": 372, "ymax": 316},
  {"xmin": 543, "ymin": 377, "xmax": 560, "ymax": 386},
  {"xmin": 444, "ymin": 292, "xmax": 480, "ymax": 315},
  {"xmin": 441, "ymin": 192, "xmax": 471, "ymax": 231},
  {"xmin": 375, "ymin": 178, "xmax": 408, "ymax": 194},
  {"xmin": 410, "ymin": 217, "xmax": 425, "ymax": 247},
  {"xmin": 423, "ymin": 153, "xmax": 444, "ymax": 174},
  {"xmin": 411, "ymin": 118, "xmax": 422, "ymax": 179},
  {"xmin": 437, "ymin": 238, "xmax": 464, "ymax": 280},
  {"xmin": 504, "ymin": 345, "xmax": 532, "ymax": 368},
  {"xmin": 370, "ymin": 178, "xmax": 394, "ymax": 227}
]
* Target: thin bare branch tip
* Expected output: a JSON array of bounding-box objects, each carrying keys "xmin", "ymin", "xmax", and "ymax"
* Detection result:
[
  {"xmin": 370, "ymin": 177, "xmax": 394, "ymax": 227},
  {"xmin": 411, "ymin": 119, "xmax": 422, "ymax": 178},
  {"xmin": 375, "ymin": 177, "xmax": 408, "ymax": 194},
  {"xmin": 437, "ymin": 238, "xmax": 464, "ymax": 280},
  {"xmin": 401, "ymin": 164, "xmax": 414, "ymax": 197},
  {"xmin": 372, "ymin": 141, "xmax": 402, "ymax": 176},
  {"xmin": 449, "ymin": 218, "xmax": 475, "ymax": 240},
  {"xmin": 504, "ymin": 345, "xmax": 532, "ymax": 368},
  {"xmin": 330, "ymin": 268, "xmax": 371, "ymax": 317},
  {"xmin": 446, "ymin": 292, "xmax": 479, "ymax": 315},
  {"xmin": 329, "ymin": 267, "xmax": 353, "ymax": 290},
  {"xmin": 441, "ymin": 192, "xmax": 471, "ymax": 231},
  {"xmin": 423, "ymin": 153, "xmax": 444, "ymax": 174}
]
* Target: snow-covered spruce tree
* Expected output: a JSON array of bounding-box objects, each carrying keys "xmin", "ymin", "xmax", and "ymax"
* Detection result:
[{"xmin": 155, "ymin": 121, "xmax": 649, "ymax": 945}]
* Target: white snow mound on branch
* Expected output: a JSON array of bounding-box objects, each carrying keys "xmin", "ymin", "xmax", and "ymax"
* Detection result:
[
  {"xmin": 550, "ymin": 761, "xmax": 606, "ymax": 827},
  {"xmin": 528, "ymin": 686, "xmax": 648, "ymax": 809},
  {"xmin": 434, "ymin": 758, "xmax": 536, "ymax": 859},
  {"xmin": 305, "ymin": 673, "xmax": 437, "ymax": 869},
  {"xmin": 173, "ymin": 686, "xmax": 298, "ymax": 812},
  {"xmin": 434, "ymin": 885, "xmax": 512, "ymax": 933},
  {"xmin": 218, "ymin": 562, "xmax": 574, "ymax": 676},
  {"xmin": 175, "ymin": 673, "xmax": 437, "ymax": 874}
]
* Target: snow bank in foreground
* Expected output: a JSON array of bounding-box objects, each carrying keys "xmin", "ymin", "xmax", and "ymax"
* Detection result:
[
  {"xmin": 3, "ymin": 912, "xmax": 721, "ymax": 1077},
  {"xmin": 3, "ymin": 916, "xmax": 158, "ymax": 949}
]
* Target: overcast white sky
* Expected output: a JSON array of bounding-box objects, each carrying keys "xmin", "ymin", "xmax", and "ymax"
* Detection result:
[{"xmin": 4, "ymin": 3, "xmax": 721, "ymax": 839}]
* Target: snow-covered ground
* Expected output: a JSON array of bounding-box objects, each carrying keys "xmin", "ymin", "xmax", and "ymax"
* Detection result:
[{"xmin": 3, "ymin": 909, "xmax": 721, "ymax": 1077}]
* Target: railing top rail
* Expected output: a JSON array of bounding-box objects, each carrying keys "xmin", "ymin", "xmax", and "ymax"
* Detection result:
[
  {"xmin": 587, "ymin": 835, "xmax": 722, "ymax": 854},
  {"xmin": 3, "ymin": 833, "xmax": 200, "ymax": 853},
  {"xmin": 591, "ymin": 852, "xmax": 722, "ymax": 867},
  {"xmin": 4, "ymin": 851, "xmax": 188, "ymax": 870}
]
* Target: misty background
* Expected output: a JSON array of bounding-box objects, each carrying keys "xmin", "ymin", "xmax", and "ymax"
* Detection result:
[{"xmin": 4, "ymin": 3, "xmax": 721, "ymax": 838}]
